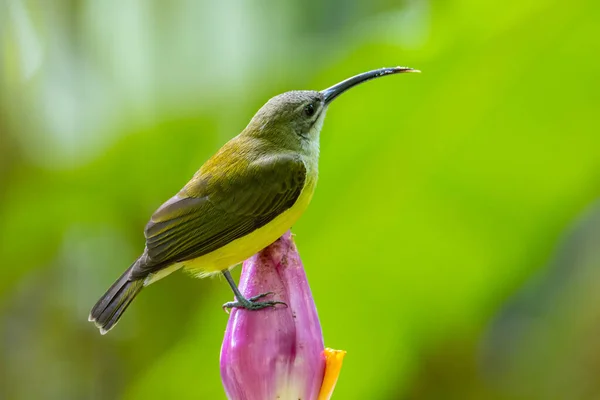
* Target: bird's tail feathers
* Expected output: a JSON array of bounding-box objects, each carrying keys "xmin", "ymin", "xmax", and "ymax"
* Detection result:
[{"xmin": 89, "ymin": 266, "xmax": 144, "ymax": 335}]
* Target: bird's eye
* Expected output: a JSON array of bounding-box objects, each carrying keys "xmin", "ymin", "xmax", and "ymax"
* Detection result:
[{"xmin": 304, "ymin": 103, "xmax": 315, "ymax": 117}]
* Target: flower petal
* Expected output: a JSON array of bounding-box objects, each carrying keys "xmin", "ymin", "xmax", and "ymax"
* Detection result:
[{"xmin": 318, "ymin": 348, "xmax": 347, "ymax": 400}]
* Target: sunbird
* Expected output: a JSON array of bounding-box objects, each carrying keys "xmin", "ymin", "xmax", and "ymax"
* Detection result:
[{"xmin": 89, "ymin": 66, "xmax": 419, "ymax": 334}]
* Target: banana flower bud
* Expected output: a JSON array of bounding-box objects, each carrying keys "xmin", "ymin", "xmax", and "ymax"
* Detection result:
[{"xmin": 220, "ymin": 231, "xmax": 345, "ymax": 400}]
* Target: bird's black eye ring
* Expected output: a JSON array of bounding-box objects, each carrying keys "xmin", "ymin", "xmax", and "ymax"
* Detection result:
[{"xmin": 304, "ymin": 103, "xmax": 315, "ymax": 117}]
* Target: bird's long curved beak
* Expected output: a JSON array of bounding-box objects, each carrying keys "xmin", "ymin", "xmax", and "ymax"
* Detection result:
[{"xmin": 321, "ymin": 66, "xmax": 420, "ymax": 105}]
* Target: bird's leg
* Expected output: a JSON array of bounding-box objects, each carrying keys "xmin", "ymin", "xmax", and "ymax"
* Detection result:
[{"xmin": 221, "ymin": 270, "xmax": 287, "ymax": 311}]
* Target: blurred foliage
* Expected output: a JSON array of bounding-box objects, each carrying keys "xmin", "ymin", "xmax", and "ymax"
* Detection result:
[{"xmin": 1, "ymin": 0, "xmax": 599, "ymax": 399}]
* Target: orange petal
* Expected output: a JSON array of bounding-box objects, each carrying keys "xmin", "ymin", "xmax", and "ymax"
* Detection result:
[{"xmin": 317, "ymin": 348, "xmax": 346, "ymax": 400}]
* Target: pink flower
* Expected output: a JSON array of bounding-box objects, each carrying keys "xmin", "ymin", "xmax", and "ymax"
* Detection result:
[{"xmin": 220, "ymin": 231, "xmax": 345, "ymax": 400}]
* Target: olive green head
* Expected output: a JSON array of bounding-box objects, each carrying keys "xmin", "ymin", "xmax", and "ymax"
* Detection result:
[
  {"xmin": 243, "ymin": 66, "xmax": 420, "ymax": 153},
  {"xmin": 244, "ymin": 90, "xmax": 326, "ymax": 151}
]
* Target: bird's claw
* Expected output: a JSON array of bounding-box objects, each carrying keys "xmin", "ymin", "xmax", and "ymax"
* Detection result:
[{"xmin": 222, "ymin": 291, "xmax": 287, "ymax": 313}]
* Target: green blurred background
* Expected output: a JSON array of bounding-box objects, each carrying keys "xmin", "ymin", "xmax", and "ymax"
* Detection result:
[{"xmin": 1, "ymin": 0, "xmax": 599, "ymax": 399}]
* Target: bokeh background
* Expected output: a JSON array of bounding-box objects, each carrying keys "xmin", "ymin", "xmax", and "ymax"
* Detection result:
[{"xmin": 1, "ymin": 0, "xmax": 599, "ymax": 399}]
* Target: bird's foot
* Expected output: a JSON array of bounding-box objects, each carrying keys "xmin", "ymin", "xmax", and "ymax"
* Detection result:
[{"xmin": 222, "ymin": 291, "xmax": 287, "ymax": 312}]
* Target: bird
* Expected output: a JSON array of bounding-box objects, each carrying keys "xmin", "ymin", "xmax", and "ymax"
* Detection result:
[{"xmin": 89, "ymin": 66, "xmax": 419, "ymax": 334}]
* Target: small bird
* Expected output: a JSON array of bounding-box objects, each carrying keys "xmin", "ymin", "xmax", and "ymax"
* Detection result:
[{"xmin": 89, "ymin": 66, "xmax": 419, "ymax": 334}]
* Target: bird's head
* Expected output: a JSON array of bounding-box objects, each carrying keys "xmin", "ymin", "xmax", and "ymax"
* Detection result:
[
  {"xmin": 244, "ymin": 67, "xmax": 420, "ymax": 153},
  {"xmin": 244, "ymin": 90, "xmax": 326, "ymax": 154}
]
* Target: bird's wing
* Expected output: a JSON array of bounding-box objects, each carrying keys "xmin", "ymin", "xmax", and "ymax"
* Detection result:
[{"xmin": 130, "ymin": 152, "xmax": 306, "ymax": 278}]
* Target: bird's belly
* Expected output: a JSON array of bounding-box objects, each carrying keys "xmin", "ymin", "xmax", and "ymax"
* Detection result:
[{"xmin": 180, "ymin": 181, "xmax": 315, "ymax": 277}]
